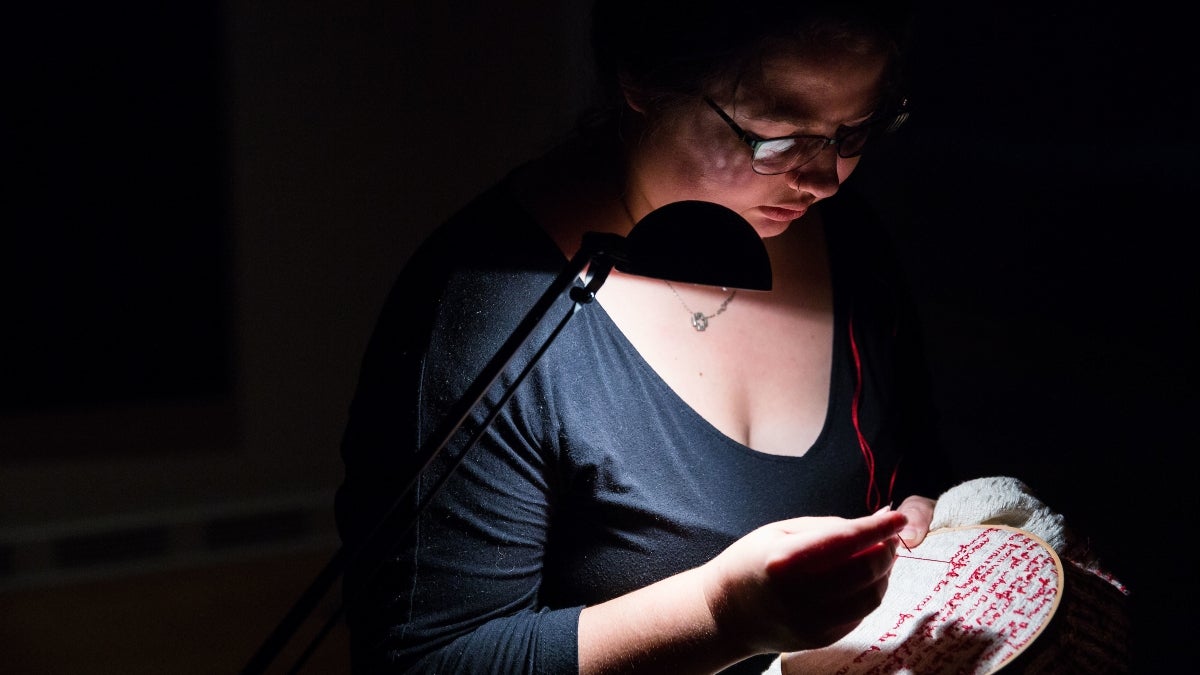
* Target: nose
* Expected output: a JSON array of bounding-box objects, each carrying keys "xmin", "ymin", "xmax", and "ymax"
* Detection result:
[{"xmin": 784, "ymin": 147, "xmax": 842, "ymax": 200}]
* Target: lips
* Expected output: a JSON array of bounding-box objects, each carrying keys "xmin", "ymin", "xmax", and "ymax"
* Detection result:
[{"xmin": 759, "ymin": 205, "xmax": 807, "ymax": 222}]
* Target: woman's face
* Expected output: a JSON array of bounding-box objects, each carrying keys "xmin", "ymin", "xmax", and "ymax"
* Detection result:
[{"xmin": 625, "ymin": 46, "xmax": 890, "ymax": 238}]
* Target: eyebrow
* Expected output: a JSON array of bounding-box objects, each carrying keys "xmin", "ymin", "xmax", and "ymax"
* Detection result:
[
  {"xmin": 744, "ymin": 98, "xmax": 881, "ymax": 128},
  {"xmin": 747, "ymin": 109, "xmax": 876, "ymax": 134}
]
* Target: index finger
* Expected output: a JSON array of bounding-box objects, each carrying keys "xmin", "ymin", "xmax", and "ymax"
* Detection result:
[{"xmin": 765, "ymin": 511, "xmax": 907, "ymax": 574}]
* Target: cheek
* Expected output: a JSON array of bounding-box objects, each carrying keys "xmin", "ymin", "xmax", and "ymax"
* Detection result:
[
  {"xmin": 706, "ymin": 150, "xmax": 759, "ymax": 190},
  {"xmin": 694, "ymin": 137, "xmax": 752, "ymax": 184},
  {"xmin": 655, "ymin": 131, "xmax": 760, "ymax": 197}
]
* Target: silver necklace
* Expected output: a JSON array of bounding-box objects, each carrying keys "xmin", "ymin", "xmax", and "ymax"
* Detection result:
[
  {"xmin": 665, "ymin": 281, "xmax": 737, "ymax": 332},
  {"xmin": 617, "ymin": 193, "xmax": 738, "ymax": 331}
]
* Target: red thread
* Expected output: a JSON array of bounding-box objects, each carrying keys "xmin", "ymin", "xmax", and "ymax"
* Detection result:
[
  {"xmin": 897, "ymin": 554, "xmax": 952, "ymax": 564},
  {"xmin": 848, "ymin": 311, "xmax": 882, "ymax": 511},
  {"xmin": 887, "ymin": 463, "xmax": 900, "ymax": 507}
]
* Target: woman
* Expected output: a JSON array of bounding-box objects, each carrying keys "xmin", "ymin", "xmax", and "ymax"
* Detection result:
[{"xmin": 335, "ymin": 1, "xmax": 954, "ymax": 672}]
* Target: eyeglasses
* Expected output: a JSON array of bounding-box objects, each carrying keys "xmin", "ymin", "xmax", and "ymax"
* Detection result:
[{"xmin": 703, "ymin": 96, "xmax": 909, "ymax": 175}]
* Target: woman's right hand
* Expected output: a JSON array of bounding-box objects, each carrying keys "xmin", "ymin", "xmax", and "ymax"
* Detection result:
[
  {"xmin": 699, "ymin": 510, "xmax": 907, "ymax": 655},
  {"xmin": 578, "ymin": 510, "xmax": 907, "ymax": 674}
]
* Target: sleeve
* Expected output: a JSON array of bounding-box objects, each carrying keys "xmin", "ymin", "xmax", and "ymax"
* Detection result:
[{"xmin": 334, "ymin": 196, "xmax": 584, "ymax": 674}]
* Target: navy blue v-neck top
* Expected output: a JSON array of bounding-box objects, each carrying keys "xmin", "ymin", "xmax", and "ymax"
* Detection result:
[{"xmin": 335, "ymin": 173, "xmax": 950, "ymax": 674}]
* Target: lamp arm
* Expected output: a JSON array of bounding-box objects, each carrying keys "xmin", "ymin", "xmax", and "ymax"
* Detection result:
[
  {"xmin": 240, "ymin": 232, "xmax": 628, "ymax": 675},
  {"xmin": 376, "ymin": 232, "xmax": 625, "ymax": 546}
]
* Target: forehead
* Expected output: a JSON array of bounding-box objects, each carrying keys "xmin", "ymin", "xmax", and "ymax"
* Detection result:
[{"xmin": 733, "ymin": 47, "xmax": 889, "ymax": 123}]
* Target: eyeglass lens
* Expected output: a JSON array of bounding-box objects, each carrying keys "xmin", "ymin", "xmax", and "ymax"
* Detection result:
[{"xmin": 752, "ymin": 126, "xmax": 873, "ymax": 174}]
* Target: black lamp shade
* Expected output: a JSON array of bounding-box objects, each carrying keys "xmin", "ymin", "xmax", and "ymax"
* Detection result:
[{"xmin": 617, "ymin": 200, "xmax": 773, "ymax": 291}]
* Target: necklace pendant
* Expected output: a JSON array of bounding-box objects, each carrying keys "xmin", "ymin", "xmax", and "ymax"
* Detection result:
[{"xmin": 690, "ymin": 312, "xmax": 709, "ymax": 331}]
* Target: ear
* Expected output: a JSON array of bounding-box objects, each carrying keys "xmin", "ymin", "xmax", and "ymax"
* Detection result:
[{"xmin": 619, "ymin": 78, "xmax": 647, "ymax": 114}]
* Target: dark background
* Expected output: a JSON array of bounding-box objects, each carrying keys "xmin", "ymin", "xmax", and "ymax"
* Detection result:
[
  {"xmin": 2, "ymin": 2, "xmax": 1194, "ymax": 672},
  {"xmin": 866, "ymin": 5, "xmax": 1197, "ymax": 670},
  {"xmin": 6, "ymin": 5, "xmax": 231, "ymax": 412},
  {"xmin": 900, "ymin": 0, "xmax": 1196, "ymax": 646}
]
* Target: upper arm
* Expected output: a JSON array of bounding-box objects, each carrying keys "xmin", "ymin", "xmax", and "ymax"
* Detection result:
[{"xmin": 335, "ymin": 204, "xmax": 583, "ymax": 673}]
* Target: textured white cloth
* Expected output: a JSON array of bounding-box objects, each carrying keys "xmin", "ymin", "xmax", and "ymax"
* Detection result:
[
  {"xmin": 931, "ymin": 476, "xmax": 1069, "ymax": 552},
  {"xmin": 930, "ymin": 475, "xmax": 1103, "ymax": 571}
]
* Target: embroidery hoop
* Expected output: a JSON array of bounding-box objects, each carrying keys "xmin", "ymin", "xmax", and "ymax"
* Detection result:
[{"xmin": 785, "ymin": 525, "xmax": 1064, "ymax": 675}]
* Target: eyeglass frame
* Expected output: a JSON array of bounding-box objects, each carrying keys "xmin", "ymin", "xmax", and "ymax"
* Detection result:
[{"xmin": 702, "ymin": 96, "xmax": 909, "ymax": 175}]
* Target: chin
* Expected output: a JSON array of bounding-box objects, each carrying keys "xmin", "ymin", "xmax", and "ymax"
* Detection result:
[
  {"xmin": 753, "ymin": 204, "xmax": 805, "ymax": 228},
  {"xmin": 749, "ymin": 217, "xmax": 792, "ymax": 239}
]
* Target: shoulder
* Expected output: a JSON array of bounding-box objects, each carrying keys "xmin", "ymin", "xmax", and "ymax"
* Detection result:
[
  {"xmin": 387, "ymin": 172, "xmax": 570, "ymax": 327},
  {"xmin": 415, "ymin": 173, "xmax": 566, "ymax": 279},
  {"xmin": 356, "ymin": 175, "xmax": 566, "ymax": 385}
]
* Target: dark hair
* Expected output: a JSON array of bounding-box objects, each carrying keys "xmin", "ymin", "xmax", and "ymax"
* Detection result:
[{"xmin": 589, "ymin": 0, "xmax": 914, "ymax": 115}]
